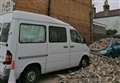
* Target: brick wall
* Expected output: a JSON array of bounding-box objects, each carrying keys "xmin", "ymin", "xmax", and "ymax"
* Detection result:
[
  {"xmin": 16, "ymin": 0, "xmax": 49, "ymax": 14},
  {"xmin": 15, "ymin": 0, "xmax": 92, "ymax": 44}
]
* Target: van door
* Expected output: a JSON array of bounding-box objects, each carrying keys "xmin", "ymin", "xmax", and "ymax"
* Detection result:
[
  {"xmin": 46, "ymin": 26, "xmax": 69, "ymax": 72},
  {"xmin": 69, "ymin": 29, "xmax": 85, "ymax": 67},
  {"xmin": 16, "ymin": 22, "xmax": 47, "ymax": 75}
]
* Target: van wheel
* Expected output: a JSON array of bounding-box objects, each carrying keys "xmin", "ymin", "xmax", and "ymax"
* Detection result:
[
  {"xmin": 79, "ymin": 55, "xmax": 89, "ymax": 68},
  {"xmin": 20, "ymin": 66, "xmax": 40, "ymax": 83}
]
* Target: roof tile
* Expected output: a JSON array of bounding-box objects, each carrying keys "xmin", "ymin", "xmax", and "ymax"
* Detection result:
[{"xmin": 94, "ymin": 9, "xmax": 120, "ymax": 18}]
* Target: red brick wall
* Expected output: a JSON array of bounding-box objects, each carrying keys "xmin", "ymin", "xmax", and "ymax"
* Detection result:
[
  {"xmin": 16, "ymin": 0, "xmax": 48, "ymax": 14},
  {"xmin": 15, "ymin": 0, "xmax": 92, "ymax": 44}
]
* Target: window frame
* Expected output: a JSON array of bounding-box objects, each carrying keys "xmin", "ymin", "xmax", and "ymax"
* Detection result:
[
  {"xmin": 19, "ymin": 23, "xmax": 46, "ymax": 44},
  {"xmin": 70, "ymin": 29, "xmax": 82, "ymax": 43},
  {"xmin": 0, "ymin": 23, "xmax": 11, "ymax": 42},
  {"xmin": 49, "ymin": 26, "xmax": 67, "ymax": 43}
]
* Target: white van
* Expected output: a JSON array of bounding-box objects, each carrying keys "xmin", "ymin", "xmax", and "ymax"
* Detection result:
[{"xmin": 0, "ymin": 11, "xmax": 90, "ymax": 83}]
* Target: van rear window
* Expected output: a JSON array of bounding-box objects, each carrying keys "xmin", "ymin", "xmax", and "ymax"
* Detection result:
[
  {"xmin": 0, "ymin": 23, "xmax": 10, "ymax": 42},
  {"xmin": 19, "ymin": 23, "xmax": 46, "ymax": 43}
]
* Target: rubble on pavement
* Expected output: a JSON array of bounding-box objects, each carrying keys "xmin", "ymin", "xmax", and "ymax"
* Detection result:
[
  {"xmin": 58, "ymin": 54, "xmax": 120, "ymax": 83},
  {"xmin": 89, "ymin": 38, "xmax": 112, "ymax": 51}
]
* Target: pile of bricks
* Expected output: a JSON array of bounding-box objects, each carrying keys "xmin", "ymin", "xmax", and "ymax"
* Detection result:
[
  {"xmin": 89, "ymin": 38, "xmax": 112, "ymax": 51},
  {"xmin": 58, "ymin": 54, "xmax": 120, "ymax": 83}
]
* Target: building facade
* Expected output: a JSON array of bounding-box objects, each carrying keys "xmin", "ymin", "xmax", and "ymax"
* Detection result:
[
  {"xmin": 93, "ymin": 0, "xmax": 120, "ymax": 40},
  {"xmin": 93, "ymin": 21, "xmax": 106, "ymax": 41},
  {"xmin": 0, "ymin": 0, "xmax": 92, "ymax": 44},
  {"xmin": 0, "ymin": 0, "xmax": 15, "ymax": 14}
]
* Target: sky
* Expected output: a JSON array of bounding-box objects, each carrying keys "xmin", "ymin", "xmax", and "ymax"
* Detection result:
[{"xmin": 93, "ymin": 0, "xmax": 120, "ymax": 12}]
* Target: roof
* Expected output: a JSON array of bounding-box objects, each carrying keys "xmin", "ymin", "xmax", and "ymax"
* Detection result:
[
  {"xmin": 0, "ymin": 10, "xmax": 70, "ymax": 26},
  {"xmin": 94, "ymin": 9, "xmax": 120, "ymax": 18},
  {"xmin": 93, "ymin": 21, "xmax": 107, "ymax": 27}
]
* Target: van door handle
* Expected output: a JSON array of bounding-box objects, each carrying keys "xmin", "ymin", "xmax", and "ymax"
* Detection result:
[
  {"xmin": 64, "ymin": 46, "xmax": 68, "ymax": 48},
  {"xmin": 70, "ymin": 46, "xmax": 74, "ymax": 48}
]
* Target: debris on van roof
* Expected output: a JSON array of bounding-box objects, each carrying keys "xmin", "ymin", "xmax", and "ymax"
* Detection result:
[{"xmin": 58, "ymin": 54, "xmax": 120, "ymax": 83}]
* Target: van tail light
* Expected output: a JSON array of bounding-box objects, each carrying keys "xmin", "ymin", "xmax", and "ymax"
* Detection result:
[
  {"xmin": 3, "ymin": 51, "xmax": 12, "ymax": 65},
  {"xmin": 11, "ymin": 61, "xmax": 16, "ymax": 69}
]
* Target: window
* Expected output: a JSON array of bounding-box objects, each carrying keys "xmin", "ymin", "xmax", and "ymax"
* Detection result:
[
  {"xmin": 70, "ymin": 30, "xmax": 82, "ymax": 43},
  {"xmin": 0, "ymin": 23, "xmax": 10, "ymax": 42},
  {"xmin": 19, "ymin": 23, "xmax": 46, "ymax": 43},
  {"xmin": 49, "ymin": 26, "xmax": 67, "ymax": 42}
]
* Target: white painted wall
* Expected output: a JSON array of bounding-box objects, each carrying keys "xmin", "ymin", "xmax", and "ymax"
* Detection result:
[
  {"xmin": 0, "ymin": 0, "xmax": 4, "ymax": 13},
  {"xmin": 94, "ymin": 16, "xmax": 120, "ymax": 34},
  {"xmin": 0, "ymin": 0, "xmax": 15, "ymax": 14}
]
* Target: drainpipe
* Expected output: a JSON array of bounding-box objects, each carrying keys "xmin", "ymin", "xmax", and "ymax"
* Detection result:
[
  {"xmin": 90, "ymin": 0, "xmax": 93, "ymax": 44},
  {"xmin": 48, "ymin": 0, "xmax": 51, "ymax": 16},
  {"xmin": 12, "ymin": 0, "xmax": 16, "ymax": 11}
]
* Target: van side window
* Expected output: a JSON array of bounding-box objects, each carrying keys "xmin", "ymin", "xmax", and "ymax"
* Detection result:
[
  {"xmin": 70, "ymin": 30, "xmax": 82, "ymax": 43},
  {"xmin": 19, "ymin": 24, "xmax": 46, "ymax": 43},
  {"xmin": 49, "ymin": 26, "xmax": 67, "ymax": 43}
]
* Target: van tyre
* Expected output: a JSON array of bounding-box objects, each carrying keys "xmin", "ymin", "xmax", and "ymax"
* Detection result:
[
  {"xmin": 79, "ymin": 55, "xmax": 90, "ymax": 68},
  {"xmin": 20, "ymin": 66, "xmax": 41, "ymax": 83}
]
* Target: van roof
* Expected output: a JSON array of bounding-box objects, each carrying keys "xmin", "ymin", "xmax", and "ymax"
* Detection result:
[
  {"xmin": 13, "ymin": 10, "xmax": 69, "ymax": 25},
  {"xmin": 0, "ymin": 10, "xmax": 75, "ymax": 29}
]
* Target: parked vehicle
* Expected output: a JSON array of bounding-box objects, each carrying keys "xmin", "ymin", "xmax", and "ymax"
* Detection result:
[
  {"xmin": 100, "ymin": 38, "xmax": 120, "ymax": 57},
  {"xmin": 90, "ymin": 38, "xmax": 120, "ymax": 58},
  {"xmin": 0, "ymin": 11, "xmax": 90, "ymax": 83}
]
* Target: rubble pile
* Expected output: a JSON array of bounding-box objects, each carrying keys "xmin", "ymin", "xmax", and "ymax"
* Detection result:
[
  {"xmin": 58, "ymin": 54, "xmax": 120, "ymax": 83},
  {"xmin": 89, "ymin": 38, "xmax": 112, "ymax": 51}
]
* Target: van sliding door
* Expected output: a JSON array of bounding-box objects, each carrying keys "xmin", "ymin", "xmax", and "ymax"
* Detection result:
[{"xmin": 46, "ymin": 26, "xmax": 69, "ymax": 72}]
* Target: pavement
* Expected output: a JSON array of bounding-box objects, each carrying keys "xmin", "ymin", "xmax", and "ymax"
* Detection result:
[
  {"xmin": 39, "ymin": 75, "xmax": 58, "ymax": 83},
  {"xmin": 38, "ymin": 68, "xmax": 78, "ymax": 83}
]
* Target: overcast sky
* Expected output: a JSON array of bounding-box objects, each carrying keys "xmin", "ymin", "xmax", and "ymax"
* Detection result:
[{"xmin": 93, "ymin": 0, "xmax": 120, "ymax": 12}]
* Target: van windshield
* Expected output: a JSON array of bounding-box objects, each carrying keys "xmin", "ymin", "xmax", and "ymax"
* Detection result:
[{"xmin": 0, "ymin": 23, "xmax": 10, "ymax": 42}]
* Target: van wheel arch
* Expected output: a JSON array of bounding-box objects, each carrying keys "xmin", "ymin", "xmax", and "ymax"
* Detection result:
[
  {"xmin": 23, "ymin": 63, "xmax": 41, "ymax": 72},
  {"xmin": 79, "ymin": 55, "xmax": 90, "ymax": 68},
  {"xmin": 19, "ymin": 63, "xmax": 41, "ymax": 83}
]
